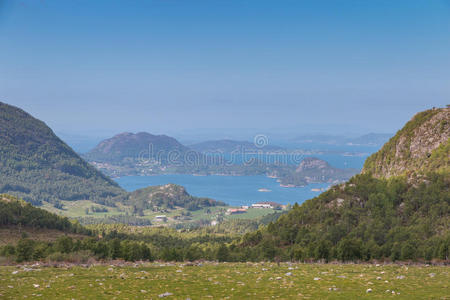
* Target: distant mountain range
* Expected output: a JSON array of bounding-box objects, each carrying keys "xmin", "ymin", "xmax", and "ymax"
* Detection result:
[
  {"xmin": 292, "ymin": 133, "xmax": 392, "ymax": 146},
  {"xmin": 347, "ymin": 133, "xmax": 393, "ymax": 146},
  {"xmin": 82, "ymin": 132, "xmax": 358, "ymax": 185},
  {"xmin": 189, "ymin": 139, "xmax": 285, "ymax": 153}
]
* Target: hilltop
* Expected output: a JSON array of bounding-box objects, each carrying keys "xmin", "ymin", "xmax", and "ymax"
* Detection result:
[
  {"xmin": 83, "ymin": 132, "xmax": 197, "ymax": 177},
  {"xmin": 0, "ymin": 102, "xmax": 126, "ymax": 206},
  {"xmin": 84, "ymin": 132, "xmax": 190, "ymax": 164},
  {"xmin": 363, "ymin": 107, "xmax": 449, "ymax": 178},
  {"xmin": 127, "ymin": 183, "xmax": 226, "ymax": 213}
]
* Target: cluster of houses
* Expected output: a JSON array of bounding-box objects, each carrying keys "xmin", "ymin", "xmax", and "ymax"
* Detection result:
[{"xmin": 226, "ymin": 201, "xmax": 285, "ymax": 215}]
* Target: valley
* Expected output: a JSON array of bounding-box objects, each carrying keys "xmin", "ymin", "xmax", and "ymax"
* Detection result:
[
  {"xmin": 2, "ymin": 2, "xmax": 449, "ymax": 298},
  {"xmin": 0, "ymin": 103, "xmax": 448, "ymax": 299}
]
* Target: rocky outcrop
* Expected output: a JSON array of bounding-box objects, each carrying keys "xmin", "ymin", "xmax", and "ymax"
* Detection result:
[{"xmin": 363, "ymin": 107, "xmax": 449, "ymax": 178}]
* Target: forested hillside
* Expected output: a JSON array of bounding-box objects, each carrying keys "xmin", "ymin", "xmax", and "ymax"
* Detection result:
[
  {"xmin": 0, "ymin": 194, "xmax": 89, "ymax": 234},
  {"xmin": 0, "ymin": 195, "xmax": 236, "ymax": 263},
  {"xmin": 237, "ymin": 107, "xmax": 449, "ymax": 262},
  {"xmin": 239, "ymin": 173, "xmax": 449, "ymax": 261},
  {"xmin": 0, "ymin": 102, "xmax": 126, "ymax": 206}
]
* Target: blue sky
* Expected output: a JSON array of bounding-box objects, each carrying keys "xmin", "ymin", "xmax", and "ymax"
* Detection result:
[{"xmin": 0, "ymin": 0, "xmax": 449, "ymax": 139}]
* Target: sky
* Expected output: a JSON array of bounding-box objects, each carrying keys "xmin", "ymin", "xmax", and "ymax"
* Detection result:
[{"xmin": 0, "ymin": 0, "xmax": 449, "ymax": 141}]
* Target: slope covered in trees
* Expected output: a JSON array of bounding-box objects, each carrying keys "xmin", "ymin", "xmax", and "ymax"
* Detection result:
[
  {"xmin": 238, "ymin": 107, "xmax": 449, "ymax": 262},
  {"xmin": 239, "ymin": 173, "xmax": 449, "ymax": 261},
  {"xmin": 0, "ymin": 194, "xmax": 89, "ymax": 234},
  {"xmin": 0, "ymin": 194, "xmax": 233, "ymax": 263},
  {"xmin": 0, "ymin": 102, "xmax": 126, "ymax": 206}
]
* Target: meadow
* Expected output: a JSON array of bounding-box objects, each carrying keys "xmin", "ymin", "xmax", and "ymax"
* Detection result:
[
  {"xmin": 41, "ymin": 199, "xmax": 278, "ymax": 226},
  {"xmin": 0, "ymin": 262, "xmax": 448, "ymax": 299}
]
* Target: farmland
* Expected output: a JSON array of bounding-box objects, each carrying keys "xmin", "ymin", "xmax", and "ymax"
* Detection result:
[
  {"xmin": 0, "ymin": 262, "xmax": 448, "ymax": 299},
  {"xmin": 41, "ymin": 199, "xmax": 279, "ymax": 227}
]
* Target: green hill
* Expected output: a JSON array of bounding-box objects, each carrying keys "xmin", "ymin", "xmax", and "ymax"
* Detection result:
[
  {"xmin": 273, "ymin": 157, "xmax": 358, "ymax": 187},
  {"xmin": 84, "ymin": 132, "xmax": 190, "ymax": 164},
  {"xmin": 127, "ymin": 183, "xmax": 226, "ymax": 213},
  {"xmin": 0, "ymin": 102, "xmax": 126, "ymax": 206},
  {"xmin": 0, "ymin": 194, "xmax": 89, "ymax": 234},
  {"xmin": 240, "ymin": 107, "xmax": 449, "ymax": 262}
]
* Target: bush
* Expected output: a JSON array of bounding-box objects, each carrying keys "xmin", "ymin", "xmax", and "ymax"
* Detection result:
[
  {"xmin": 15, "ymin": 239, "xmax": 35, "ymax": 262},
  {"xmin": 47, "ymin": 250, "xmax": 93, "ymax": 264}
]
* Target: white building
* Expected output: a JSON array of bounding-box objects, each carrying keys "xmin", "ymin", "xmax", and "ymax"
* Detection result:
[
  {"xmin": 251, "ymin": 202, "xmax": 283, "ymax": 209},
  {"xmin": 251, "ymin": 203, "xmax": 273, "ymax": 209},
  {"xmin": 154, "ymin": 215, "xmax": 167, "ymax": 222}
]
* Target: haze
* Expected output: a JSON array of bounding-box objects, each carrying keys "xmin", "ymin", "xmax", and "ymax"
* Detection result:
[{"xmin": 1, "ymin": 0, "xmax": 449, "ymax": 139}]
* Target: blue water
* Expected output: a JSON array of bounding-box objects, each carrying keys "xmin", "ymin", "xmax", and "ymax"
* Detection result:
[
  {"xmin": 207, "ymin": 143, "xmax": 378, "ymax": 169},
  {"xmin": 115, "ymin": 174, "xmax": 330, "ymax": 206}
]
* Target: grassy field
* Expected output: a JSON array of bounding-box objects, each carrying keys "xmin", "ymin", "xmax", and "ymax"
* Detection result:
[
  {"xmin": 40, "ymin": 201, "xmax": 279, "ymax": 226},
  {"xmin": 41, "ymin": 200, "xmax": 126, "ymax": 218},
  {"xmin": 0, "ymin": 262, "xmax": 448, "ymax": 299},
  {"xmin": 226, "ymin": 208, "xmax": 278, "ymax": 220}
]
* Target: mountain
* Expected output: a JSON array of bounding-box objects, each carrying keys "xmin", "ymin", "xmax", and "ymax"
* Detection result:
[
  {"xmin": 271, "ymin": 157, "xmax": 358, "ymax": 187},
  {"xmin": 189, "ymin": 139, "xmax": 285, "ymax": 153},
  {"xmin": 127, "ymin": 183, "xmax": 226, "ymax": 213},
  {"xmin": 83, "ymin": 132, "xmax": 200, "ymax": 177},
  {"xmin": 363, "ymin": 107, "xmax": 449, "ymax": 178},
  {"xmin": 84, "ymin": 132, "xmax": 190, "ymax": 164},
  {"xmin": 242, "ymin": 107, "xmax": 449, "ymax": 262},
  {"xmin": 0, "ymin": 102, "xmax": 126, "ymax": 206}
]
